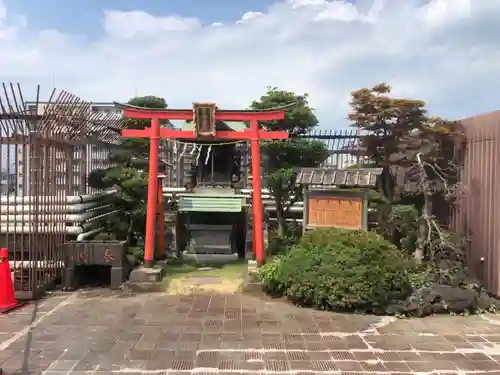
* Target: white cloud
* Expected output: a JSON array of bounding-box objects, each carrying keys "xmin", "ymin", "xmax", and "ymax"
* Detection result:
[
  {"xmin": 0, "ymin": 0, "xmax": 24, "ymax": 40},
  {"xmin": 237, "ymin": 11, "xmax": 264, "ymax": 23},
  {"xmin": 103, "ymin": 10, "xmax": 201, "ymax": 38},
  {"xmin": 418, "ymin": 0, "xmax": 472, "ymax": 27},
  {"xmin": 288, "ymin": 0, "xmax": 327, "ymax": 8},
  {"xmin": 314, "ymin": 1, "xmax": 360, "ymax": 21},
  {"xmin": 0, "ymin": 0, "xmax": 499, "ymax": 127}
]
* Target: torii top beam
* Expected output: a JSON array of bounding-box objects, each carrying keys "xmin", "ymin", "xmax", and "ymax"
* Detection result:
[{"xmin": 114, "ymin": 102, "xmax": 295, "ymax": 122}]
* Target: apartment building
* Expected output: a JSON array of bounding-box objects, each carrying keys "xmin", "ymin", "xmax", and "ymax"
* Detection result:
[
  {"xmin": 6, "ymin": 101, "xmax": 174, "ymax": 196},
  {"xmin": 11, "ymin": 102, "xmax": 122, "ymax": 195}
]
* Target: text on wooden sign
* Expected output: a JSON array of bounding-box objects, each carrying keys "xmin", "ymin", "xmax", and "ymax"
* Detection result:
[{"xmin": 308, "ymin": 197, "xmax": 363, "ymax": 229}]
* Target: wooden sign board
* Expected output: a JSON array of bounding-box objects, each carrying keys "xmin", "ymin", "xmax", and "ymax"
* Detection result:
[{"xmin": 304, "ymin": 190, "xmax": 368, "ymax": 231}]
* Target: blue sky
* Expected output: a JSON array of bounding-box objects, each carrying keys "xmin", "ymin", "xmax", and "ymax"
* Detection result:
[
  {"xmin": 0, "ymin": 0, "xmax": 499, "ymax": 129},
  {"xmin": 4, "ymin": 0, "xmax": 273, "ymax": 37}
]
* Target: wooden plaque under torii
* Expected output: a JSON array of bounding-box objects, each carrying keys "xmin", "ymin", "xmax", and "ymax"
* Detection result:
[{"xmin": 193, "ymin": 102, "xmax": 217, "ymax": 136}]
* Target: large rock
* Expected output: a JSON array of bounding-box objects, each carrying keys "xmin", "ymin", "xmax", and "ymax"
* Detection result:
[
  {"xmin": 386, "ymin": 284, "xmax": 478, "ymax": 317},
  {"xmin": 432, "ymin": 284, "xmax": 477, "ymax": 313}
]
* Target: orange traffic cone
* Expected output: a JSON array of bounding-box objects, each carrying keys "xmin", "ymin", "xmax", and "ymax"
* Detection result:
[{"xmin": 0, "ymin": 248, "xmax": 26, "ymax": 314}]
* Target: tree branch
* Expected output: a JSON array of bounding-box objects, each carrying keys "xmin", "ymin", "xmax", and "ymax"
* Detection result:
[{"xmin": 414, "ymin": 152, "xmax": 462, "ymax": 261}]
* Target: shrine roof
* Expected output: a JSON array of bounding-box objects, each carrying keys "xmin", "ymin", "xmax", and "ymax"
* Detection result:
[
  {"xmin": 181, "ymin": 120, "xmax": 246, "ymax": 132},
  {"xmin": 294, "ymin": 167, "xmax": 382, "ymax": 188}
]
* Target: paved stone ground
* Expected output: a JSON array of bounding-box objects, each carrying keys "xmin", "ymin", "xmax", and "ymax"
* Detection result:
[{"xmin": 1, "ymin": 290, "xmax": 500, "ymax": 374}]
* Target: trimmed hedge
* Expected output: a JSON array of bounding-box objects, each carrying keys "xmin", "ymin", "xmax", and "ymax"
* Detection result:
[{"xmin": 259, "ymin": 228, "xmax": 415, "ymax": 313}]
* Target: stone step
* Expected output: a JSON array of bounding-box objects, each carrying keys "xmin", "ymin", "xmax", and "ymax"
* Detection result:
[
  {"xmin": 122, "ymin": 281, "xmax": 165, "ymax": 294},
  {"xmin": 191, "ymin": 245, "xmax": 233, "ymax": 254},
  {"xmin": 187, "ymin": 224, "xmax": 233, "ymax": 231},
  {"xmin": 182, "ymin": 252, "xmax": 239, "ymax": 265}
]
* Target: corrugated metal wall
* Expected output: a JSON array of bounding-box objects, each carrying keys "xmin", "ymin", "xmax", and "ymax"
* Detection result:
[{"xmin": 455, "ymin": 111, "xmax": 500, "ymax": 296}]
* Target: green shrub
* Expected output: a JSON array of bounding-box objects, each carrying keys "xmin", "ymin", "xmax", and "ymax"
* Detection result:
[
  {"xmin": 384, "ymin": 204, "xmax": 419, "ymax": 253},
  {"xmin": 266, "ymin": 235, "xmax": 298, "ymax": 257},
  {"xmin": 93, "ymin": 232, "xmax": 116, "ymax": 241},
  {"xmin": 259, "ymin": 256, "xmax": 286, "ymax": 295},
  {"xmin": 259, "ymin": 228, "xmax": 415, "ymax": 313},
  {"xmin": 266, "ymin": 224, "xmax": 302, "ymax": 257},
  {"xmin": 127, "ymin": 246, "xmax": 145, "ymax": 263}
]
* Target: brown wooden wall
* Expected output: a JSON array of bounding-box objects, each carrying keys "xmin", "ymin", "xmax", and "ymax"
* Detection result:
[{"xmin": 453, "ymin": 111, "xmax": 500, "ymax": 296}]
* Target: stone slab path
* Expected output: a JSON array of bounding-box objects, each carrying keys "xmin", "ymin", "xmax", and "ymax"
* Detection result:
[{"xmin": 1, "ymin": 290, "xmax": 500, "ymax": 374}]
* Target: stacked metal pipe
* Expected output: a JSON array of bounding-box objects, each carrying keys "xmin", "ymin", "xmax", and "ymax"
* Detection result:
[{"xmin": 0, "ymin": 190, "xmax": 120, "ymax": 240}]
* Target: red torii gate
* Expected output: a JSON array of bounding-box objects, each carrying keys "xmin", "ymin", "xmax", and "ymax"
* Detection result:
[{"xmin": 116, "ymin": 102, "xmax": 290, "ymax": 267}]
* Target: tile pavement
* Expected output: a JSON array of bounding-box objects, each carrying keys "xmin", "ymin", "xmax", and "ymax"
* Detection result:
[{"xmin": 1, "ymin": 290, "xmax": 500, "ymax": 374}]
